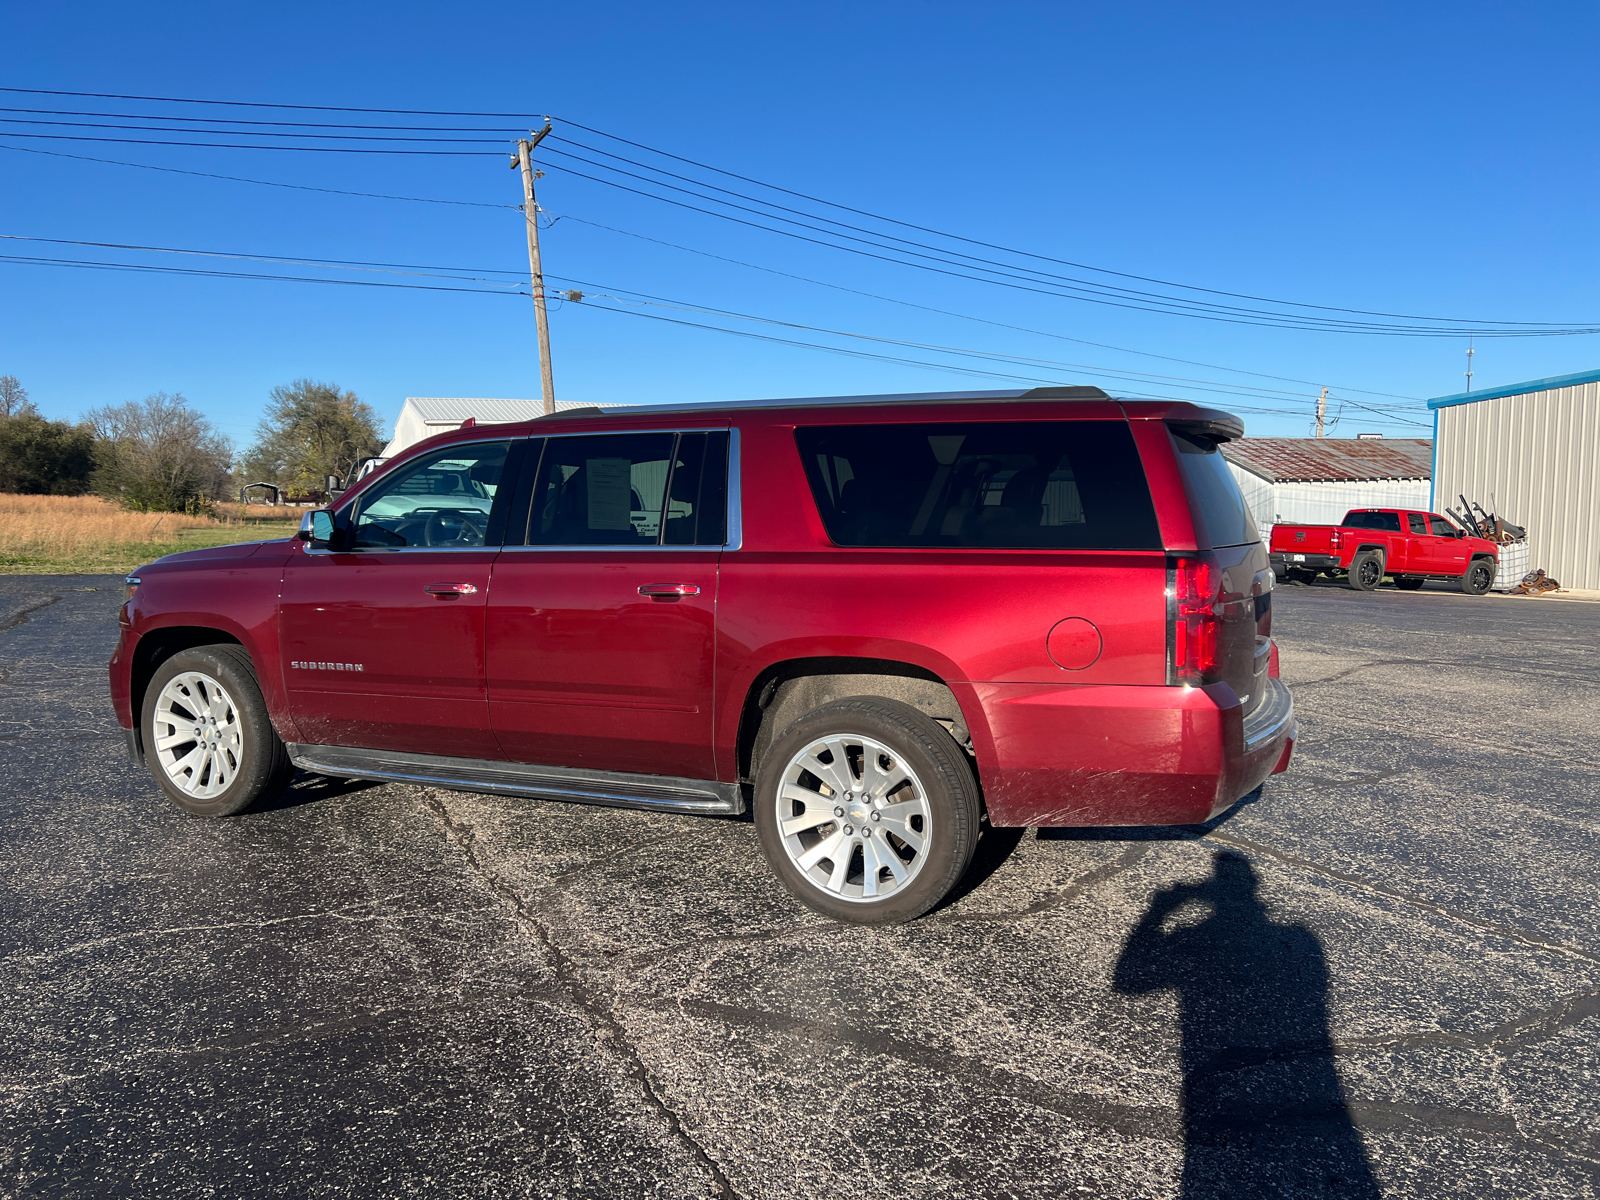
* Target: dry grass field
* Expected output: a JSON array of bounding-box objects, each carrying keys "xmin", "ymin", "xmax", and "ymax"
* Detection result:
[{"xmin": 0, "ymin": 494, "xmax": 301, "ymax": 574}]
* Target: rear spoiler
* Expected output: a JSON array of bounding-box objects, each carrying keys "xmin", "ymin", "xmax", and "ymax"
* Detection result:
[{"xmin": 1166, "ymin": 408, "xmax": 1245, "ymax": 443}]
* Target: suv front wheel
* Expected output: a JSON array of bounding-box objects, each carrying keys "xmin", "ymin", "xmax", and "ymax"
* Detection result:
[
  {"xmin": 753, "ymin": 697, "xmax": 981, "ymax": 924},
  {"xmin": 141, "ymin": 645, "xmax": 292, "ymax": 817}
]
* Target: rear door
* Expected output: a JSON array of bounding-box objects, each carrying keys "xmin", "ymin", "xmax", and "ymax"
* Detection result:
[
  {"xmin": 486, "ymin": 429, "xmax": 729, "ymax": 780},
  {"xmin": 278, "ymin": 438, "xmax": 521, "ymax": 757},
  {"xmin": 1403, "ymin": 511, "xmax": 1432, "ymax": 573}
]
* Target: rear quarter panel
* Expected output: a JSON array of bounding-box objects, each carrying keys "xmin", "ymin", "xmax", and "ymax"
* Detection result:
[{"xmin": 716, "ymin": 416, "xmax": 1170, "ymax": 793}]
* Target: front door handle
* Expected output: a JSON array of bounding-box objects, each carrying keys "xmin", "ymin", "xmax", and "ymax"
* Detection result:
[
  {"xmin": 639, "ymin": 583, "xmax": 700, "ymax": 597},
  {"xmin": 425, "ymin": 582, "xmax": 478, "ymax": 597}
]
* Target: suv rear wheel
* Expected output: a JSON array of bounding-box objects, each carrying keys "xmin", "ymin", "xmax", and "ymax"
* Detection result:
[
  {"xmin": 754, "ymin": 697, "xmax": 980, "ymax": 924},
  {"xmin": 141, "ymin": 645, "xmax": 292, "ymax": 817}
]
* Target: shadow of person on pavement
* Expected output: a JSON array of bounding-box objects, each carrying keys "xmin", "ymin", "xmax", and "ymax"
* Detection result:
[{"xmin": 1113, "ymin": 850, "xmax": 1380, "ymax": 1199}]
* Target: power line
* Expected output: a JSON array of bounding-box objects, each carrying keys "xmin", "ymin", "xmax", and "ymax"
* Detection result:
[
  {"xmin": 0, "ymin": 105, "xmax": 529, "ymax": 133},
  {"xmin": 0, "ymin": 233, "xmax": 525, "ymax": 287},
  {"xmin": 0, "ymin": 131, "xmax": 501, "ymax": 156},
  {"xmin": 0, "ymin": 239, "xmax": 1424, "ymax": 425},
  {"xmin": 552, "ymin": 133, "xmax": 1514, "ymax": 334},
  {"xmin": 0, "ymin": 229, "xmax": 1427, "ymax": 422},
  {"xmin": 0, "ymin": 116, "xmax": 511, "ymax": 145},
  {"xmin": 0, "ymin": 143, "xmax": 517, "ymax": 207},
  {"xmin": 571, "ymin": 299, "xmax": 1424, "ymax": 423},
  {"xmin": 549, "ymin": 278, "xmax": 1430, "ymax": 426},
  {"xmin": 550, "ymin": 212, "xmax": 1426, "ymax": 404},
  {"xmin": 543, "ymin": 155, "xmax": 1595, "ymax": 338},
  {"xmin": 0, "ymin": 253, "xmax": 527, "ymax": 297},
  {"xmin": 4, "ymin": 86, "xmax": 1591, "ymax": 335},
  {"xmin": 553, "ymin": 119, "xmax": 1594, "ymax": 330},
  {"xmin": 0, "ymin": 85, "xmax": 546, "ymax": 118},
  {"xmin": 0, "ymin": 137, "xmax": 1432, "ymax": 402}
]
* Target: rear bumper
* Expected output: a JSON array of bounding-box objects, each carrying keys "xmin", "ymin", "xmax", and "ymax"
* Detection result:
[
  {"xmin": 1271, "ymin": 552, "xmax": 1340, "ymax": 573},
  {"xmin": 970, "ymin": 676, "xmax": 1295, "ymax": 828}
]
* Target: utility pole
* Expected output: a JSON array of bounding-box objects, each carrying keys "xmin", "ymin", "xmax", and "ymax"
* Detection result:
[
  {"xmin": 1464, "ymin": 335, "xmax": 1475, "ymax": 393},
  {"xmin": 1315, "ymin": 386, "xmax": 1328, "ymax": 438},
  {"xmin": 512, "ymin": 123, "xmax": 556, "ymax": 414}
]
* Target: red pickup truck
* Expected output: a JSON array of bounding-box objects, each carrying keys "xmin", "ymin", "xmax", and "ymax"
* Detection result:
[
  {"xmin": 1270, "ymin": 508, "xmax": 1499, "ymax": 594},
  {"xmin": 110, "ymin": 389, "xmax": 1295, "ymax": 924}
]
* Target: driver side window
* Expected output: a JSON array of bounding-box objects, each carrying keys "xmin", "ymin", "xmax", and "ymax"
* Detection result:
[{"xmin": 351, "ymin": 441, "xmax": 511, "ymax": 549}]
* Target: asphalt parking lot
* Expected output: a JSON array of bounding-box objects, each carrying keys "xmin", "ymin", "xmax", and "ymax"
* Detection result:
[{"xmin": 2, "ymin": 575, "xmax": 1597, "ymax": 1199}]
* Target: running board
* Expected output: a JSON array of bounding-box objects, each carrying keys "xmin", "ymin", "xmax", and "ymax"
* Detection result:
[{"xmin": 286, "ymin": 744, "xmax": 743, "ymax": 816}]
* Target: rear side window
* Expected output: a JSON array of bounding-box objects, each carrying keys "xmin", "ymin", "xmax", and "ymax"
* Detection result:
[
  {"xmin": 663, "ymin": 432, "xmax": 729, "ymax": 546},
  {"xmin": 795, "ymin": 421, "xmax": 1161, "ymax": 549},
  {"xmin": 1169, "ymin": 428, "xmax": 1259, "ymax": 548},
  {"xmin": 525, "ymin": 432, "xmax": 727, "ymax": 547},
  {"xmin": 1408, "ymin": 513, "xmax": 1428, "ymax": 535},
  {"xmin": 1343, "ymin": 510, "xmax": 1402, "ymax": 532}
]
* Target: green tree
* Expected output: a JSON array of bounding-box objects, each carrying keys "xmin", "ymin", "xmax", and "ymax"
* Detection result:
[
  {"xmin": 0, "ymin": 414, "xmax": 95, "ymax": 494},
  {"xmin": 87, "ymin": 392, "xmax": 233, "ymax": 512},
  {"xmin": 0, "ymin": 375, "xmax": 39, "ymax": 419},
  {"xmin": 239, "ymin": 379, "xmax": 383, "ymax": 495}
]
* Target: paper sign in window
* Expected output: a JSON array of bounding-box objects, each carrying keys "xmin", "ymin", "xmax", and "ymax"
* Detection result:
[{"xmin": 586, "ymin": 458, "xmax": 633, "ymax": 529}]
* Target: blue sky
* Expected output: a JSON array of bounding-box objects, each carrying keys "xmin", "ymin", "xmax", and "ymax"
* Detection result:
[{"xmin": 2, "ymin": 1, "xmax": 1596, "ymax": 451}]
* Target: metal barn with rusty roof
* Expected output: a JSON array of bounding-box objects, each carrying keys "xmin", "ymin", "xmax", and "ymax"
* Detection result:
[{"xmin": 1221, "ymin": 436, "xmax": 1434, "ymax": 537}]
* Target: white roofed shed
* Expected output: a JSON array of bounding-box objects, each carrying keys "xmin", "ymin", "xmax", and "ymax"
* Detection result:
[{"xmin": 380, "ymin": 398, "xmax": 607, "ymax": 459}]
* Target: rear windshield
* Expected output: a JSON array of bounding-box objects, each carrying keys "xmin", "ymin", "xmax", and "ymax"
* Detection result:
[
  {"xmin": 795, "ymin": 420, "xmax": 1161, "ymax": 549},
  {"xmin": 1342, "ymin": 510, "xmax": 1402, "ymax": 532},
  {"xmin": 1169, "ymin": 428, "xmax": 1260, "ymax": 548}
]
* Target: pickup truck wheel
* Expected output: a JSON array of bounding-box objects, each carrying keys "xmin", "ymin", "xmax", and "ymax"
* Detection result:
[
  {"xmin": 1461, "ymin": 559, "xmax": 1496, "ymax": 596},
  {"xmin": 1348, "ymin": 550, "xmax": 1385, "ymax": 591},
  {"xmin": 141, "ymin": 645, "xmax": 292, "ymax": 817},
  {"xmin": 754, "ymin": 697, "xmax": 980, "ymax": 925},
  {"xmin": 1394, "ymin": 575, "xmax": 1426, "ymax": 591}
]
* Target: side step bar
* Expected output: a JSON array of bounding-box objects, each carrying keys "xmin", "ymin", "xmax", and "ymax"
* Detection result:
[{"xmin": 286, "ymin": 743, "xmax": 743, "ymax": 816}]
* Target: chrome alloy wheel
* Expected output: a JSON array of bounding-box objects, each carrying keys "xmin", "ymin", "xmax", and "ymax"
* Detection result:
[
  {"xmin": 152, "ymin": 671, "xmax": 243, "ymax": 799},
  {"xmin": 775, "ymin": 733, "xmax": 933, "ymax": 903}
]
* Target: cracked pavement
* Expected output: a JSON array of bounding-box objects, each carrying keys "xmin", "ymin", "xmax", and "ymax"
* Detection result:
[{"xmin": 0, "ymin": 575, "xmax": 1596, "ymax": 1198}]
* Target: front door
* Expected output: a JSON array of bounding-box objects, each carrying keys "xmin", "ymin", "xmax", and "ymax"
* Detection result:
[
  {"xmin": 1425, "ymin": 513, "xmax": 1473, "ymax": 575},
  {"xmin": 487, "ymin": 430, "xmax": 728, "ymax": 780},
  {"xmin": 279, "ymin": 438, "xmax": 519, "ymax": 757}
]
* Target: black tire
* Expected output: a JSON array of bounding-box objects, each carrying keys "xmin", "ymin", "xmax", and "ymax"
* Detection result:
[
  {"xmin": 1394, "ymin": 575, "xmax": 1426, "ymax": 591},
  {"xmin": 140, "ymin": 644, "xmax": 292, "ymax": 817},
  {"xmin": 1347, "ymin": 549, "xmax": 1385, "ymax": 591},
  {"xmin": 1461, "ymin": 558, "xmax": 1495, "ymax": 596},
  {"xmin": 753, "ymin": 697, "xmax": 981, "ymax": 925}
]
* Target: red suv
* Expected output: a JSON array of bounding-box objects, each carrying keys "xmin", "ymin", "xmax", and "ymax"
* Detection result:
[{"xmin": 109, "ymin": 387, "xmax": 1294, "ymax": 923}]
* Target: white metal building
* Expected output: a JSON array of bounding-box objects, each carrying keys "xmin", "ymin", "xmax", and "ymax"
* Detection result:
[
  {"xmin": 1431, "ymin": 367, "xmax": 1600, "ymax": 591},
  {"xmin": 380, "ymin": 397, "xmax": 610, "ymax": 459},
  {"xmin": 1221, "ymin": 438, "xmax": 1434, "ymax": 537}
]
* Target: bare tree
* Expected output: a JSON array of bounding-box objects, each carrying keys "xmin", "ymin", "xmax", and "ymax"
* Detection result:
[
  {"xmin": 86, "ymin": 392, "xmax": 233, "ymax": 512},
  {"xmin": 0, "ymin": 375, "xmax": 38, "ymax": 419}
]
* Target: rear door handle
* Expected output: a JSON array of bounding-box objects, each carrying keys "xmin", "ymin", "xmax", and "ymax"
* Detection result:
[
  {"xmin": 425, "ymin": 582, "xmax": 479, "ymax": 597},
  {"xmin": 639, "ymin": 583, "xmax": 700, "ymax": 597}
]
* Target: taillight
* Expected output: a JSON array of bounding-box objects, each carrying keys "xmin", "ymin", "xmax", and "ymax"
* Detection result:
[
  {"xmin": 1330, "ymin": 527, "xmax": 1342, "ymax": 552},
  {"xmin": 1171, "ymin": 558, "xmax": 1220, "ymax": 685}
]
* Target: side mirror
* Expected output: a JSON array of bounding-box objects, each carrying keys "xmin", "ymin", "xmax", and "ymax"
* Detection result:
[{"xmin": 298, "ymin": 509, "xmax": 336, "ymax": 547}]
